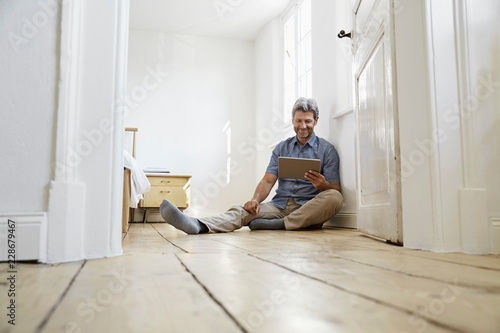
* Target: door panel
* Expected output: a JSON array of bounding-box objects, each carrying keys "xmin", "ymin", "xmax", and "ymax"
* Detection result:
[
  {"xmin": 358, "ymin": 40, "xmax": 389, "ymax": 203},
  {"xmin": 353, "ymin": 0, "xmax": 402, "ymax": 244}
]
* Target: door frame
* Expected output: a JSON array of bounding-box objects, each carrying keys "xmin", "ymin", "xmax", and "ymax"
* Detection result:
[{"xmin": 46, "ymin": 0, "xmax": 130, "ymax": 263}]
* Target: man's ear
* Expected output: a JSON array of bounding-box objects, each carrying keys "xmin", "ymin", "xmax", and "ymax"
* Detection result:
[{"xmin": 314, "ymin": 117, "xmax": 319, "ymax": 125}]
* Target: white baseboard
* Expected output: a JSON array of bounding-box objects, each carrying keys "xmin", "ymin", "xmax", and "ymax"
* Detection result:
[
  {"xmin": 130, "ymin": 209, "xmax": 358, "ymax": 229},
  {"xmin": 0, "ymin": 212, "xmax": 47, "ymax": 262},
  {"xmin": 324, "ymin": 212, "xmax": 357, "ymax": 229}
]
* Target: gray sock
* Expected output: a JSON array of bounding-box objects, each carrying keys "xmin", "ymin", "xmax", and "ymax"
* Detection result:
[
  {"xmin": 248, "ymin": 218, "xmax": 285, "ymax": 230},
  {"xmin": 160, "ymin": 199, "xmax": 207, "ymax": 234}
]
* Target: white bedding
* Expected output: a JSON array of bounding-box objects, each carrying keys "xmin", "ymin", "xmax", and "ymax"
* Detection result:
[{"xmin": 123, "ymin": 150, "xmax": 151, "ymax": 208}]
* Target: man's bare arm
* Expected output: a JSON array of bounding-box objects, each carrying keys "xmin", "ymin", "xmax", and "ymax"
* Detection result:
[{"xmin": 244, "ymin": 173, "xmax": 278, "ymax": 214}]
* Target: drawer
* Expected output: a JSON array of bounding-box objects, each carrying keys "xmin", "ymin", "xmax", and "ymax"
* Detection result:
[
  {"xmin": 142, "ymin": 186, "xmax": 189, "ymax": 208},
  {"xmin": 147, "ymin": 176, "xmax": 190, "ymax": 187}
]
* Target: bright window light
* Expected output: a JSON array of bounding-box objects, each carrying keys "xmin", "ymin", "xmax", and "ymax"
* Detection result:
[{"xmin": 283, "ymin": 0, "xmax": 312, "ymax": 124}]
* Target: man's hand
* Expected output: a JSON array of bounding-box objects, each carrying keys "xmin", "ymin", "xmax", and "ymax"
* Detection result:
[
  {"xmin": 244, "ymin": 199, "xmax": 260, "ymax": 214},
  {"xmin": 304, "ymin": 170, "xmax": 332, "ymax": 191},
  {"xmin": 244, "ymin": 173, "xmax": 277, "ymax": 215}
]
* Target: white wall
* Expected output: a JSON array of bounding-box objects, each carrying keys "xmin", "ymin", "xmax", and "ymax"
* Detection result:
[
  {"xmin": 254, "ymin": 19, "xmax": 282, "ymax": 186},
  {"xmin": 0, "ymin": 0, "xmax": 58, "ymax": 261},
  {"xmin": 313, "ymin": 0, "xmax": 357, "ymax": 227},
  {"xmin": 0, "ymin": 0, "xmax": 127, "ymax": 262},
  {"xmin": 0, "ymin": 0, "xmax": 58, "ymax": 213},
  {"xmin": 126, "ymin": 30, "xmax": 256, "ymax": 217},
  {"xmin": 465, "ymin": 0, "xmax": 500, "ymax": 253},
  {"xmin": 311, "ymin": 0, "xmax": 336, "ymax": 132}
]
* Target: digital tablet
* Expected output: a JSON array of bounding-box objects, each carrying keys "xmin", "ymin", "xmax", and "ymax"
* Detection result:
[{"xmin": 278, "ymin": 157, "xmax": 321, "ymax": 180}]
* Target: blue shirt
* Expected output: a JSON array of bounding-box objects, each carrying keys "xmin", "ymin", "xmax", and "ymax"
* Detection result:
[{"xmin": 265, "ymin": 133, "xmax": 340, "ymax": 209}]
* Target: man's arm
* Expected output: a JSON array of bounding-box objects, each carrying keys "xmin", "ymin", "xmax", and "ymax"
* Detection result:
[
  {"xmin": 244, "ymin": 173, "xmax": 278, "ymax": 214},
  {"xmin": 304, "ymin": 170, "xmax": 341, "ymax": 192}
]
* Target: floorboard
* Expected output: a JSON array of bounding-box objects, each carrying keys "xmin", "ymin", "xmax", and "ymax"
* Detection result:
[
  {"xmin": 229, "ymin": 229, "xmax": 500, "ymax": 288},
  {"xmin": 0, "ymin": 261, "xmax": 83, "ymax": 333},
  {"xmin": 254, "ymin": 252, "xmax": 500, "ymax": 333},
  {"xmin": 152, "ymin": 223, "xmax": 247, "ymax": 254},
  {"xmin": 40, "ymin": 254, "xmax": 242, "ymax": 333},
  {"xmin": 4, "ymin": 223, "xmax": 500, "ymax": 333},
  {"xmin": 122, "ymin": 223, "xmax": 184, "ymax": 254},
  {"xmin": 330, "ymin": 250, "xmax": 500, "ymax": 290},
  {"xmin": 394, "ymin": 250, "xmax": 500, "ymax": 271},
  {"xmin": 178, "ymin": 253, "xmax": 454, "ymax": 333}
]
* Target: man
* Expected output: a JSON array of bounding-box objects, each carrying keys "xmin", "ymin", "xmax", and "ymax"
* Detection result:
[{"xmin": 160, "ymin": 97, "xmax": 343, "ymax": 234}]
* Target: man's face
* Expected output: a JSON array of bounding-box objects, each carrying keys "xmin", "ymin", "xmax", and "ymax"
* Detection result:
[{"xmin": 293, "ymin": 110, "xmax": 318, "ymax": 141}]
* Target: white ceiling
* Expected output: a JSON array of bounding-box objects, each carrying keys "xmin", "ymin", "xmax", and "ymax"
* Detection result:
[{"xmin": 129, "ymin": 0, "xmax": 291, "ymax": 41}]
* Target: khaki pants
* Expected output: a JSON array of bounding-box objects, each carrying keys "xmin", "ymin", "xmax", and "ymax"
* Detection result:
[{"xmin": 199, "ymin": 189, "xmax": 343, "ymax": 232}]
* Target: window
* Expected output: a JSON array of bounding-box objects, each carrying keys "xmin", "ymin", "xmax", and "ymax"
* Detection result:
[{"xmin": 282, "ymin": 0, "xmax": 312, "ymax": 123}]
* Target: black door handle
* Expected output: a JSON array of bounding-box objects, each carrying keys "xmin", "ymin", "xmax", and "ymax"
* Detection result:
[{"xmin": 337, "ymin": 30, "xmax": 351, "ymax": 39}]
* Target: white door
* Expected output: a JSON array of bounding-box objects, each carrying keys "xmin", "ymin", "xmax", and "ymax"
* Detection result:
[{"xmin": 352, "ymin": 0, "xmax": 402, "ymax": 244}]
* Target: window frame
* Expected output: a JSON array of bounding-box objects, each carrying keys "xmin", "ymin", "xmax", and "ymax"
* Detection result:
[{"xmin": 280, "ymin": 0, "xmax": 312, "ymax": 128}]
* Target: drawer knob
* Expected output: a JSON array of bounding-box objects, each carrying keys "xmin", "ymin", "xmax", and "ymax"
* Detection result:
[
  {"xmin": 160, "ymin": 190, "xmax": 171, "ymax": 193},
  {"xmin": 161, "ymin": 180, "xmax": 171, "ymax": 183}
]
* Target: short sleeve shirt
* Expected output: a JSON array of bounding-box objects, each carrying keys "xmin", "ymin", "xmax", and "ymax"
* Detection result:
[{"xmin": 265, "ymin": 134, "xmax": 340, "ymax": 209}]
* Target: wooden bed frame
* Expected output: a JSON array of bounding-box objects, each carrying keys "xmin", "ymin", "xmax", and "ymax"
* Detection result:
[{"xmin": 122, "ymin": 127, "xmax": 138, "ymax": 233}]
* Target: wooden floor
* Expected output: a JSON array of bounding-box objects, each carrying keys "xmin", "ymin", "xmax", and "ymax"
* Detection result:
[{"xmin": 2, "ymin": 223, "xmax": 500, "ymax": 333}]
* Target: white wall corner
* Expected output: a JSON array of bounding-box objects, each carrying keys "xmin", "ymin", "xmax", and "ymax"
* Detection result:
[
  {"xmin": 490, "ymin": 218, "xmax": 500, "ymax": 255},
  {"xmin": 108, "ymin": 0, "xmax": 130, "ymax": 257},
  {"xmin": 0, "ymin": 213, "xmax": 47, "ymax": 262},
  {"xmin": 458, "ymin": 188, "xmax": 489, "ymax": 253}
]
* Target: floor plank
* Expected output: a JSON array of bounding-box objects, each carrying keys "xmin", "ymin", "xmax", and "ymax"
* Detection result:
[
  {"xmin": 331, "ymin": 250, "xmax": 500, "ymax": 290},
  {"xmin": 395, "ymin": 250, "xmax": 500, "ymax": 271},
  {"xmin": 178, "ymin": 253, "xmax": 454, "ymax": 333},
  {"xmin": 255, "ymin": 252, "xmax": 500, "ymax": 333},
  {"xmin": 208, "ymin": 231, "xmax": 324, "ymax": 254},
  {"xmin": 223, "ymin": 229, "xmax": 500, "ymax": 289},
  {"xmin": 0, "ymin": 261, "xmax": 83, "ymax": 333},
  {"xmin": 122, "ymin": 223, "xmax": 184, "ymax": 254},
  {"xmin": 229, "ymin": 228, "xmax": 398, "ymax": 252},
  {"xmin": 7, "ymin": 223, "xmax": 500, "ymax": 333},
  {"xmin": 40, "ymin": 254, "xmax": 242, "ymax": 333},
  {"xmin": 152, "ymin": 223, "xmax": 247, "ymax": 254},
  {"xmin": 321, "ymin": 229, "xmax": 500, "ymax": 271}
]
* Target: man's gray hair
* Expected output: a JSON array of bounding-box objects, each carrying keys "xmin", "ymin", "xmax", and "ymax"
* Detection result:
[{"xmin": 292, "ymin": 97, "xmax": 319, "ymax": 119}]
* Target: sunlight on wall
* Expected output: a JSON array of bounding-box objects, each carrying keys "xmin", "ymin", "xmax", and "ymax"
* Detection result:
[{"xmin": 223, "ymin": 121, "xmax": 231, "ymax": 184}]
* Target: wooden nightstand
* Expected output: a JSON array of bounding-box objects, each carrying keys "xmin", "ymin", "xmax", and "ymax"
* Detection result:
[{"xmin": 140, "ymin": 174, "xmax": 191, "ymax": 222}]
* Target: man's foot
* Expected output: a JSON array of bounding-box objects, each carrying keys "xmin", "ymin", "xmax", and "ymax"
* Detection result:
[
  {"xmin": 248, "ymin": 218, "xmax": 285, "ymax": 230},
  {"xmin": 160, "ymin": 199, "xmax": 208, "ymax": 234}
]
